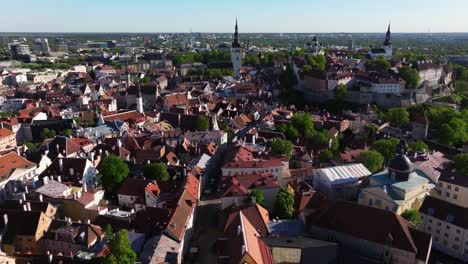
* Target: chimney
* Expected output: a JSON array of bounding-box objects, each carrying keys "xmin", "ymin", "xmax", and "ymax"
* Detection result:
[
  {"xmin": 70, "ymin": 168, "xmax": 74, "ymax": 176},
  {"xmin": 57, "ymin": 175, "xmax": 62, "ymax": 183},
  {"xmin": 22, "ymin": 192, "xmax": 26, "ymax": 201},
  {"xmin": 43, "ymin": 176, "xmax": 49, "ymax": 185},
  {"xmin": 83, "ymin": 183, "xmax": 87, "ymax": 193},
  {"xmin": 26, "ymin": 202, "xmax": 31, "ymax": 211},
  {"xmin": 86, "ymin": 219, "xmax": 91, "ymax": 224},
  {"xmin": 39, "ymin": 194, "xmax": 43, "ymax": 202},
  {"xmin": 59, "ymin": 158, "xmax": 63, "ymax": 171},
  {"xmin": 23, "ymin": 204, "xmax": 28, "ymax": 211}
]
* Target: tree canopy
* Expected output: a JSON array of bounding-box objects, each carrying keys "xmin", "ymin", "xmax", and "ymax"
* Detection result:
[
  {"xmin": 384, "ymin": 107, "xmax": 410, "ymax": 127},
  {"xmin": 195, "ymin": 116, "xmax": 210, "ymax": 131},
  {"xmin": 371, "ymin": 138, "xmax": 400, "ymax": 163},
  {"xmin": 398, "ymin": 66, "xmax": 420, "ymax": 88},
  {"xmin": 274, "ymin": 187, "xmax": 295, "ymax": 219},
  {"xmin": 105, "ymin": 229, "xmax": 137, "ymax": 264},
  {"xmin": 319, "ymin": 149, "xmax": 334, "ymax": 163},
  {"xmin": 355, "ymin": 150, "xmax": 385, "ymax": 173},
  {"xmin": 100, "ymin": 155, "xmax": 130, "ymax": 193},
  {"xmin": 401, "ymin": 209, "xmax": 421, "ymax": 226},
  {"xmin": 333, "ymin": 84, "xmax": 347, "ymax": 102},
  {"xmin": 454, "ymin": 154, "xmax": 468, "ymax": 175},
  {"xmin": 270, "ymin": 138, "xmax": 294, "ymax": 158},
  {"xmin": 304, "ymin": 54, "xmax": 326, "ymax": 71},
  {"xmin": 40, "ymin": 128, "xmax": 56, "ymax": 140},
  {"xmin": 408, "ymin": 140, "xmax": 429, "ymax": 152},
  {"xmin": 143, "ymin": 163, "xmax": 170, "ymax": 182},
  {"xmin": 249, "ymin": 190, "xmax": 265, "ymax": 206}
]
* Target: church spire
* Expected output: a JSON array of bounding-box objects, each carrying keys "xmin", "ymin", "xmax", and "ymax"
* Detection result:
[
  {"xmin": 384, "ymin": 23, "xmax": 391, "ymax": 46},
  {"xmin": 232, "ymin": 18, "xmax": 241, "ymax": 48}
]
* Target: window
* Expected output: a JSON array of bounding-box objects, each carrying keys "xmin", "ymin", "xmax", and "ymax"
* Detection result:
[
  {"xmin": 443, "ymin": 240, "xmax": 448, "ymax": 246},
  {"xmin": 429, "ymin": 219, "xmax": 433, "ymax": 223},
  {"xmin": 447, "ymin": 225, "xmax": 451, "ymax": 230},
  {"xmin": 454, "ymin": 194, "xmax": 458, "ymax": 200},
  {"xmin": 464, "ymin": 248, "xmax": 468, "ymax": 255},
  {"xmin": 456, "ymin": 229, "xmax": 461, "ymax": 234},
  {"xmin": 446, "ymin": 192, "xmax": 451, "ymax": 197},
  {"xmin": 368, "ymin": 199, "xmax": 373, "ymax": 206},
  {"xmin": 437, "ymin": 222, "xmax": 442, "ymax": 226},
  {"xmin": 455, "ymin": 187, "xmax": 459, "ymax": 192},
  {"xmin": 453, "ymin": 244, "xmax": 459, "ymax": 250},
  {"xmin": 455, "ymin": 237, "xmax": 460, "ymax": 242},
  {"xmin": 428, "ymin": 226, "xmax": 432, "ymax": 231},
  {"xmin": 436, "ymin": 229, "xmax": 440, "ymax": 234},
  {"xmin": 439, "ymin": 182, "xmax": 443, "ymax": 187},
  {"xmin": 445, "ymin": 233, "xmax": 449, "ymax": 238},
  {"xmin": 448, "ymin": 185, "xmax": 452, "ymax": 190}
]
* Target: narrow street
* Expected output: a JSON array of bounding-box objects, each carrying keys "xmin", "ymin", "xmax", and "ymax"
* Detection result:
[{"xmin": 185, "ymin": 198, "xmax": 222, "ymax": 264}]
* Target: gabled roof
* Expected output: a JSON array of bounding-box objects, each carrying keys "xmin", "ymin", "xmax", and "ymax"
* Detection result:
[
  {"xmin": 165, "ymin": 189, "xmax": 197, "ymax": 242},
  {"xmin": 0, "ymin": 152, "xmax": 36, "ymax": 182},
  {"xmin": 308, "ymin": 201, "xmax": 426, "ymax": 255}
]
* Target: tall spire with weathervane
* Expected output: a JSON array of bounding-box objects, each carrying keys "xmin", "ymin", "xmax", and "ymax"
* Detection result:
[{"xmin": 231, "ymin": 18, "xmax": 243, "ymax": 79}]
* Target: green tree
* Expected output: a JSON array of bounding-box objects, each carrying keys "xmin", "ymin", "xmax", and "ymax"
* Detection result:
[
  {"xmin": 0, "ymin": 112, "xmax": 13, "ymax": 118},
  {"xmin": 105, "ymin": 230, "xmax": 137, "ymax": 264},
  {"xmin": 376, "ymin": 56, "xmax": 391, "ymax": 71},
  {"xmin": 99, "ymin": 155, "xmax": 129, "ymax": 193},
  {"xmin": 140, "ymin": 76, "xmax": 151, "ymax": 83},
  {"xmin": 24, "ymin": 141, "xmax": 35, "ymax": 150},
  {"xmin": 274, "ymin": 187, "xmax": 295, "ymax": 219},
  {"xmin": 277, "ymin": 124, "xmax": 299, "ymax": 140},
  {"xmin": 40, "ymin": 128, "xmax": 56, "ymax": 140},
  {"xmin": 270, "ymin": 138, "xmax": 294, "ymax": 158},
  {"xmin": 319, "ymin": 149, "xmax": 334, "ymax": 162},
  {"xmin": 398, "ymin": 66, "xmax": 421, "ymax": 88},
  {"xmin": 401, "ymin": 209, "xmax": 421, "ymax": 226},
  {"xmin": 355, "ymin": 150, "xmax": 385, "ymax": 173},
  {"xmin": 105, "ymin": 224, "xmax": 113, "ymax": 238},
  {"xmin": 307, "ymin": 130, "xmax": 329, "ymax": 146},
  {"xmin": 143, "ymin": 163, "xmax": 170, "ymax": 182},
  {"xmin": 408, "ymin": 140, "xmax": 429, "ymax": 152},
  {"xmin": 195, "ymin": 116, "xmax": 210, "ymax": 131},
  {"xmin": 385, "ymin": 108, "xmax": 410, "ymax": 127},
  {"xmin": 302, "ymin": 65, "xmax": 312, "ymax": 73},
  {"xmin": 291, "ymin": 113, "xmax": 315, "ymax": 136},
  {"xmin": 249, "ymin": 190, "xmax": 265, "ymax": 206},
  {"xmin": 371, "ymin": 138, "xmax": 400, "ymax": 163},
  {"xmin": 64, "ymin": 129, "xmax": 73, "ymax": 137},
  {"xmin": 454, "ymin": 154, "xmax": 468, "ymax": 175},
  {"xmin": 333, "ymin": 84, "xmax": 347, "ymax": 102}
]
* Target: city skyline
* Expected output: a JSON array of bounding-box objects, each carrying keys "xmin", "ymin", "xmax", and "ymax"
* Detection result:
[{"xmin": 1, "ymin": 0, "xmax": 468, "ymax": 33}]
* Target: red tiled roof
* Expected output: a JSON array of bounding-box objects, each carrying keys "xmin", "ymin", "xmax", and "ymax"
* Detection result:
[{"xmin": 0, "ymin": 128, "xmax": 14, "ymax": 138}]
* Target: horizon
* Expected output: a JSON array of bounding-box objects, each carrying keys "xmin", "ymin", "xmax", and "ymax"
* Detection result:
[{"xmin": 1, "ymin": 0, "xmax": 468, "ymax": 33}]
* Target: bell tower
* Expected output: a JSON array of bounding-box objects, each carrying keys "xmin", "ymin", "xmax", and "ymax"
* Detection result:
[
  {"xmin": 231, "ymin": 18, "xmax": 243, "ymax": 79},
  {"xmin": 383, "ymin": 24, "xmax": 392, "ymax": 58}
]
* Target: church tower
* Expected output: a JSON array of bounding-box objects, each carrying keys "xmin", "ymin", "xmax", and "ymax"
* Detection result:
[
  {"xmin": 125, "ymin": 60, "xmax": 131, "ymax": 89},
  {"xmin": 231, "ymin": 18, "xmax": 242, "ymax": 79},
  {"xmin": 136, "ymin": 84, "xmax": 144, "ymax": 114},
  {"xmin": 383, "ymin": 24, "xmax": 392, "ymax": 57}
]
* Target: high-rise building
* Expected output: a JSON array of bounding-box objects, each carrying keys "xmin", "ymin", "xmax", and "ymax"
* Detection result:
[
  {"xmin": 33, "ymin": 38, "xmax": 51, "ymax": 54},
  {"xmin": 9, "ymin": 43, "xmax": 31, "ymax": 59},
  {"xmin": 231, "ymin": 19, "xmax": 242, "ymax": 79}
]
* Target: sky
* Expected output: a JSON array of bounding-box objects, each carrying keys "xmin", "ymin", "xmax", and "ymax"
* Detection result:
[{"xmin": 1, "ymin": 0, "xmax": 468, "ymax": 33}]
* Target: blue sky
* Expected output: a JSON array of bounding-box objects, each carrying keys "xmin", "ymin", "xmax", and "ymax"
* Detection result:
[{"xmin": 1, "ymin": 0, "xmax": 467, "ymax": 33}]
